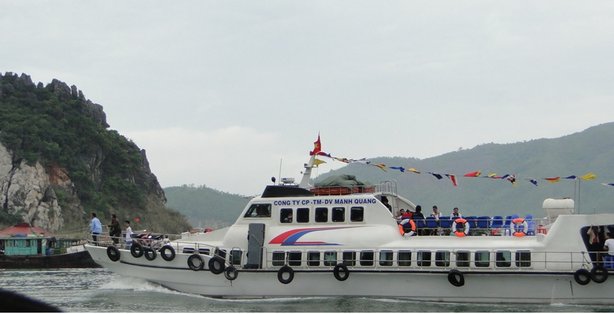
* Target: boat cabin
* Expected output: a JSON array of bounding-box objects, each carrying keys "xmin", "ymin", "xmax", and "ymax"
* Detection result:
[{"xmin": 0, "ymin": 223, "xmax": 55, "ymax": 256}]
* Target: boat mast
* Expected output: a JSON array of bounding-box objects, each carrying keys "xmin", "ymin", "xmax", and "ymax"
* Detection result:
[
  {"xmin": 299, "ymin": 134, "xmax": 321, "ymax": 189},
  {"xmin": 299, "ymin": 155, "xmax": 316, "ymax": 189}
]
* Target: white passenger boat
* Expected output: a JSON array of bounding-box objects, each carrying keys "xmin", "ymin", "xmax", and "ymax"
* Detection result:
[{"xmin": 86, "ymin": 143, "xmax": 614, "ymax": 305}]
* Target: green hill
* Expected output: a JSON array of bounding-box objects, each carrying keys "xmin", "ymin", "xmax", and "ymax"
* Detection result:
[
  {"xmin": 0, "ymin": 72, "xmax": 190, "ymax": 234},
  {"xmin": 316, "ymin": 122, "xmax": 614, "ymax": 217},
  {"xmin": 164, "ymin": 185, "xmax": 249, "ymax": 228}
]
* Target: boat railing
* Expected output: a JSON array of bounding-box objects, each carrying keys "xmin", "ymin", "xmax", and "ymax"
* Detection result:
[
  {"xmin": 375, "ymin": 180, "xmax": 398, "ymax": 195},
  {"xmin": 405, "ymin": 215, "xmax": 551, "ymax": 237}
]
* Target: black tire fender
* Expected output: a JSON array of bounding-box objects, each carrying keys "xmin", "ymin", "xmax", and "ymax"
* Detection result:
[
  {"xmin": 574, "ymin": 269, "xmax": 592, "ymax": 285},
  {"xmin": 277, "ymin": 265, "xmax": 294, "ymax": 284},
  {"xmin": 106, "ymin": 246, "xmax": 120, "ymax": 262},
  {"xmin": 130, "ymin": 243, "xmax": 143, "ymax": 258},
  {"xmin": 224, "ymin": 265, "xmax": 239, "ymax": 281},
  {"xmin": 208, "ymin": 256, "xmax": 226, "ymax": 275},
  {"xmin": 187, "ymin": 254, "xmax": 204, "ymax": 271},
  {"xmin": 448, "ymin": 269, "xmax": 465, "ymax": 287},
  {"xmin": 160, "ymin": 246, "xmax": 176, "ymax": 262},
  {"xmin": 144, "ymin": 247, "xmax": 157, "ymax": 261},
  {"xmin": 590, "ymin": 265, "xmax": 608, "ymax": 283},
  {"xmin": 333, "ymin": 263, "xmax": 350, "ymax": 281}
]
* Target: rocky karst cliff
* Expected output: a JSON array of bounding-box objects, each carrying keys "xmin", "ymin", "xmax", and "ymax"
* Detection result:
[{"xmin": 0, "ymin": 72, "xmax": 190, "ymax": 234}]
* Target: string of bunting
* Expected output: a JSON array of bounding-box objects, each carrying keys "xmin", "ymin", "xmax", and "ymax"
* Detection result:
[{"xmin": 308, "ymin": 135, "xmax": 614, "ymax": 188}]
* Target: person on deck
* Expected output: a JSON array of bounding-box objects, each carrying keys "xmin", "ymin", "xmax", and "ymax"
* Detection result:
[
  {"xmin": 108, "ymin": 214, "xmax": 121, "ymax": 245},
  {"xmin": 401, "ymin": 209, "xmax": 413, "ymax": 220},
  {"xmin": 90, "ymin": 213, "xmax": 102, "ymax": 245},
  {"xmin": 431, "ymin": 205, "xmax": 441, "ymax": 221},
  {"xmin": 450, "ymin": 207, "xmax": 462, "ymax": 219},
  {"xmin": 604, "ymin": 233, "xmax": 614, "ymax": 257},
  {"xmin": 413, "ymin": 206, "xmax": 426, "ymax": 235},
  {"xmin": 124, "ymin": 220, "xmax": 133, "ymax": 249}
]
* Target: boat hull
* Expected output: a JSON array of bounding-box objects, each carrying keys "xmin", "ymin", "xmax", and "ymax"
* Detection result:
[
  {"xmin": 0, "ymin": 250, "xmax": 100, "ymax": 269},
  {"xmin": 87, "ymin": 244, "xmax": 613, "ymax": 305}
]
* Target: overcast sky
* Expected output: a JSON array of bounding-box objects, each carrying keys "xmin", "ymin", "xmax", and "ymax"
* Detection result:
[{"xmin": 2, "ymin": 1, "xmax": 614, "ymax": 195}]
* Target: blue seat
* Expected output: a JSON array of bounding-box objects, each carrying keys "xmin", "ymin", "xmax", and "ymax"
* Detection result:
[
  {"xmin": 465, "ymin": 216, "xmax": 477, "ymax": 229},
  {"xmin": 415, "ymin": 218, "xmax": 426, "ymax": 229},
  {"xmin": 491, "ymin": 216, "xmax": 504, "ymax": 229},
  {"xmin": 477, "ymin": 216, "xmax": 491, "ymax": 229},
  {"xmin": 525, "ymin": 214, "xmax": 535, "ymax": 235},
  {"xmin": 604, "ymin": 255, "xmax": 614, "ymax": 269},
  {"xmin": 426, "ymin": 217, "xmax": 439, "ymax": 229},
  {"xmin": 503, "ymin": 215, "xmax": 514, "ymax": 229},
  {"xmin": 440, "ymin": 217, "xmax": 452, "ymax": 229}
]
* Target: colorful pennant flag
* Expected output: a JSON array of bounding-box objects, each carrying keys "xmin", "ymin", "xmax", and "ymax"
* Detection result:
[
  {"xmin": 581, "ymin": 172, "xmax": 597, "ymax": 181},
  {"xmin": 302, "ymin": 138, "xmax": 613, "ymax": 190},
  {"xmin": 333, "ymin": 157, "xmax": 350, "ymax": 163},
  {"xmin": 430, "ymin": 172, "xmax": 443, "ymax": 180},
  {"xmin": 408, "ymin": 168, "xmax": 421, "ymax": 174},
  {"xmin": 464, "ymin": 171, "xmax": 481, "ymax": 177},
  {"xmin": 446, "ymin": 174, "xmax": 458, "ymax": 187},
  {"xmin": 545, "ymin": 177, "xmax": 561, "ymax": 183},
  {"xmin": 373, "ymin": 163, "xmax": 387, "ymax": 171},
  {"xmin": 389, "ymin": 166, "xmax": 405, "ymax": 173},
  {"xmin": 313, "ymin": 159, "xmax": 326, "ymax": 167}
]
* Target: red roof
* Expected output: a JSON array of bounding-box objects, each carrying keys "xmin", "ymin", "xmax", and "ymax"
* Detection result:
[{"xmin": 0, "ymin": 223, "xmax": 53, "ymax": 237}]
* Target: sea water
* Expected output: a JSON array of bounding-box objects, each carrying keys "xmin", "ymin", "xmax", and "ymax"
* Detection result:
[{"xmin": 0, "ymin": 268, "xmax": 612, "ymax": 312}]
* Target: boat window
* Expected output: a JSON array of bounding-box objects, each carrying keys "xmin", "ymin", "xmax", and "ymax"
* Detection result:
[
  {"xmin": 343, "ymin": 251, "xmax": 356, "ymax": 266},
  {"xmin": 379, "ymin": 250, "xmax": 394, "ymax": 266},
  {"xmin": 230, "ymin": 249, "xmax": 242, "ymax": 265},
  {"xmin": 360, "ymin": 251, "xmax": 375, "ymax": 266},
  {"xmin": 350, "ymin": 206, "xmax": 364, "ymax": 222},
  {"xmin": 272, "ymin": 251, "xmax": 285, "ymax": 266},
  {"xmin": 244, "ymin": 203, "xmax": 271, "ymax": 218},
  {"xmin": 280, "ymin": 208, "xmax": 293, "ymax": 223},
  {"xmin": 198, "ymin": 248, "xmax": 210, "ymax": 255},
  {"xmin": 288, "ymin": 251, "xmax": 302, "ymax": 266},
  {"xmin": 315, "ymin": 207, "xmax": 328, "ymax": 223},
  {"xmin": 456, "ymin": 251, "xmax": 470, "ymax": 267},
  {"xmin": 435, "ymin": 251, "xmax": 450, "ymax": 267},
  {"xmin": 324, "ymin": 251, "xmax": 337, "ymax": 266},
  {"xmin": 475, "ymin": 251, "xmax": 490, "ymax": 267},
  {"xmin": 515, "ymin": 251, "xmax": 531, "ymax": 268},
  {"xmin": 398, "ymin": 250, "xmax": 412, "ymax": 266},
  {"xmin": 417, "ymin": 251, "xmax": 432, "ymax": 267},
  {"xmin": 307, "ymin": 251, "xmax": 320, "ymax": 267},
  {"xmin": 297, "ymin": 207, "xmax": 309, "ymax": 223},
  {"xmin": 496, "ymin": 251, "xmax": 511, "ymax": 267},
  {"xmin": 332, "ymin": 207, "xmax": 345, "ymax": 222}
]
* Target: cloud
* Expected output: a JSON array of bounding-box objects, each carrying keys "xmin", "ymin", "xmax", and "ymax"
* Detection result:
[{"xmin": 124, "ymin": 126, "xmax": 308, "ymax": 195}]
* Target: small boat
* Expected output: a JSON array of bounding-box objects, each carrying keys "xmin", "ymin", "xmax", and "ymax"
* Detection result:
[
  {"xmin": 86, "ymin": 139, "xmax": 614, "ymax": 304},
  {"xmin": 0, "ymin": 223, "xmax": 99, "ymax": 269}
]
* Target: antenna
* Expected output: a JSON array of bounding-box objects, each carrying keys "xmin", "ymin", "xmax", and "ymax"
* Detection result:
[{"xmin": 278, "ymin": 157, "xmax": 283, "ymax": 185}]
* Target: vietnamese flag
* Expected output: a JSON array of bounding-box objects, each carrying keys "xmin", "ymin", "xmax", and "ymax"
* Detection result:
[
  {"xmin": 464, "ymin": 171, "xmax": 481, "ymax": 177},
  {"xmin": 310, "ymin": 134, "xmax": 322, "ymax": 155},
  {"xmin": 134, "ymin": 217, "xmax": 141, "ymax": 223}
]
